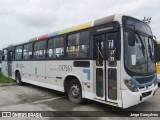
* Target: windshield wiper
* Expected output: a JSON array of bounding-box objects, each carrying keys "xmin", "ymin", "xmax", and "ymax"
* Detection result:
[{"xmin": 136, "ymin": 32, "xmax": 145, "ymax": 57}]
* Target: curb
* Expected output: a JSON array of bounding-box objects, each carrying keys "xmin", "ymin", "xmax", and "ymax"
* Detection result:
[{"xmin": 0, "ymin": 83, "xmax": 17, "ymax": 87}]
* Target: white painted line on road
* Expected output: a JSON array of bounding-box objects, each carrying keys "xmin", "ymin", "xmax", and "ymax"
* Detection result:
[{"xmin": 32, "ymin": 96, "xmax": 65, "ymax": 104}]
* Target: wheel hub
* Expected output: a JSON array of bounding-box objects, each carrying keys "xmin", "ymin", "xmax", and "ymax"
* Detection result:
[{"xmin": 70, "ymin": 85, "xmax": 80, "ymax": 98}]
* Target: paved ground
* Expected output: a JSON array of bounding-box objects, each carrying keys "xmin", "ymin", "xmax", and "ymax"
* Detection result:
[{"xmin": 0, "ymin": 84, "xmax": 160, "ymax": 120}]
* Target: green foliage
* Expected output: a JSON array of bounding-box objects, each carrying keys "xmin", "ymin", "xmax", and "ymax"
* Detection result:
[{"xmin": 0, "ymin": 71, "xmax": 15, "ymax": 83}]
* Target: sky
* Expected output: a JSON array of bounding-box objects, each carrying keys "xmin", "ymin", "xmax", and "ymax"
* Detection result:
[{"xmin": 0, "ymin": 0, "xmax": 159, "ymax": 49}]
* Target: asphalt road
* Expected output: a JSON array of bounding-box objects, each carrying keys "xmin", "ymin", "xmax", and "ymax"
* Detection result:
[{"xmin": 0, "ymin": 84, "xmax": 160, "ymax": 120}]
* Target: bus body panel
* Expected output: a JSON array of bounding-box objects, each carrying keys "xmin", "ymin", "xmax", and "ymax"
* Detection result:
[
  {"xmin": 13, "ymin": 60, "xmax": 95, "ymax": 100},
  {"xmin": 122, "ymin": 84, "xmax": 157, "ymax": 108},
  {"xmin": 2, "ymin": 61, "xmax": 8, "ymax": 77},
  {"xmin": 21, "ymin": 61, "xmax": 46, "ymax": 83}
]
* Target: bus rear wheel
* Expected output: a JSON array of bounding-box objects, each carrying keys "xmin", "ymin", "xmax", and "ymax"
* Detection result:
[
  {"xmin": 16, "ymin": 72, "xmax": 23, "ymax": 86},
  {"xmin": 67, "ymin": 80, "xmax": 83, "ymax": 104}
]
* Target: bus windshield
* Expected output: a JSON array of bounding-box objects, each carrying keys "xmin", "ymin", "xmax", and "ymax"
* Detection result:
[{"xmin": 123, "ymin": 17, "xmax": 156, "ymax": 75}]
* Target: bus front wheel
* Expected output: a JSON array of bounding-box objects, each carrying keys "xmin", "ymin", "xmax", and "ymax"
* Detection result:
[
  {"xmin": 16, "ymin": 72, "xmax": 23, "ymax": 86},
  {"xmin": 67, "ymin": 79, "xmax": 83, "ymax": 104}
]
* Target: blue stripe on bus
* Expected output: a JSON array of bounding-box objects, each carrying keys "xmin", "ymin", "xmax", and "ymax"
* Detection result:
[
  {"xmin": 83, "ymin": 69, "xmax": 90, "ymax": 80},
  {"xmin": 48, "ymin": 32, "xmax": 58, "ymax": 38},
  {"xmin": 130, "ymin": 74, "xmax": 156, "ymax": 88}
]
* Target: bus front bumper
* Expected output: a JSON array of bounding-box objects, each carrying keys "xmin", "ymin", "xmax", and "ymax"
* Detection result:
[{"xmin": 122, "ymin": 84, "xmax": 158, "ymax": 108}]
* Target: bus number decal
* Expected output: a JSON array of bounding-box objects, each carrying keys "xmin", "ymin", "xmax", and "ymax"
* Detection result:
[{"xmin": 59, "ymin": 65, "xmax": 72, "ymax": 71}]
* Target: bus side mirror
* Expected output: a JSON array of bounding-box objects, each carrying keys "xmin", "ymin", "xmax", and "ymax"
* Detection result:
[{"xmin": 128, "ymin": 31, "xmax": 135, "ymax": 46}]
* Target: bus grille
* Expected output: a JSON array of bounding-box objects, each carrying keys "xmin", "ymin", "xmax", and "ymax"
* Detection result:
[{"xmin": 142, "ymin": 91, "xmax": 152, "ymax": 97}]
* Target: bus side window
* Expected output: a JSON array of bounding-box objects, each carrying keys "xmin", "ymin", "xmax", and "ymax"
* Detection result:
[
  {"xmin": 23, "ymin": 43, "xmax": 33, "ymax": 60},
  {"xmin": 47, "ymin": 37, "xmax": 64, "ymax": 59},
  {"xmin": 66, "ymin": 31, "xmax": 89, "ymax": 58},
  {"xmin": 3, "ymin": 49, "xmax": 8, "ymax": 60},
  {"xmin": 15, "ymin": 46, "xmax": 23, "ymax": 60},
  {"xmin": 34, "ymin": 40, "xmax": 46, "ymax": 59}
]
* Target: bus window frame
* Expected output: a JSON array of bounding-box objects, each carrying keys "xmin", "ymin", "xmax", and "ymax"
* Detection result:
[
  {"xmin": 14, "ymin": 45, "xmax": 23, "ymax": 61},
  {"xmin": 22, "ymin": 43, "xmax": 33, "ymax": 60},
  {"xmin": 2, "ymin": 48, "xmax": 8, "ymax": 61},
  {"xmin": 3, "ymin": 22, "xmax": 120, "ymax": 62},
  {"xmin": 46, "ymin": 29, "xmax": 92, "ymax": 61},
  {"xmin": 33, "ymin": 40, "xmax": 47, "ymax": 60},
  {"xmin": 66, "ymin": 30, "xmax": 90, "ymax": 59},
  {"xmin": 47, "ymin": 36, "xmax": 65, "ymax": 59}
]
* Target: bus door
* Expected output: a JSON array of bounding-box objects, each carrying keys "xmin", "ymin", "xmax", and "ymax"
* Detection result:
[
  {"xmin": 7, "ymin": 48, "xmax": 13, "ymax": 77},
  {"xmin": 95, "ymin": 32, "xmax": 119, "ymax": 103}
]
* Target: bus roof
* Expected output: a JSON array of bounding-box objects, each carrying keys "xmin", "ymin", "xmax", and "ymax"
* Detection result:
[
  {"xmin": 6, "ymin": 14, "xmax": 123, "ymax": 48},
  {"xmin": 35, "ymin": 14, "xmax": 123, "ymax": 40}
]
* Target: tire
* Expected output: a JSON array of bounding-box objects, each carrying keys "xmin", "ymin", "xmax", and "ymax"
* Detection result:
[
  {"xmin": 16, "ymin": 72, "xmax": 23, "ymax": 86},
  {"xmin": 67, "ymin": 79, "xmax": 83, "ymax": 104}
]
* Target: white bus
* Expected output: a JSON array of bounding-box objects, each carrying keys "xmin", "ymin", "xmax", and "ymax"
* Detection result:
[{"xmin": 1, "ymin": 14, "xmax": 158, "ymax": 108}]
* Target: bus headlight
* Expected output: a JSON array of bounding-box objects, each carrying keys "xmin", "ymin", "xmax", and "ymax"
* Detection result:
[{"xmin": 124, "ymin": 80, "xmax": 138, "ymax": 92}]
